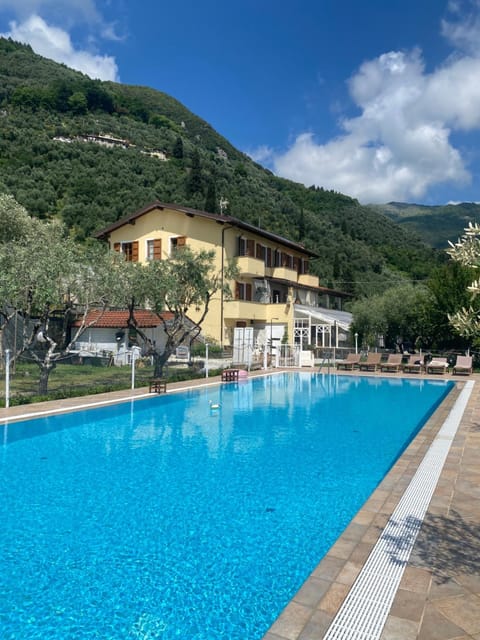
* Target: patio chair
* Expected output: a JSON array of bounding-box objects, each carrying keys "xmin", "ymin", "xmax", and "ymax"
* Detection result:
[
  {"xmin": 452, "ymin": 354, "xmax": 473, "ymax": 375},
  {"xmin": 380, "ymin": 353, "xmax": 403, "ymax": 373},
  {"xmin": 359, "ymin": 352, "xmax": 382, "ymax": 371},
  {"xmin": 403, "ymin": 354, "xmax": 423, "ymax": 374},
  {"xmin": 336, "ymin": 353, "xmax": 361, "ymax": 370},
  {"xmin": 426, "ymin": 357, "xmax": 449, "ymax": 374}
]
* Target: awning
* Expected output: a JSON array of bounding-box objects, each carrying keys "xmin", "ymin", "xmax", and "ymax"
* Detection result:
[{"xmin": 294, "ymin": 304, "xmax": 352, "ymax": 331}]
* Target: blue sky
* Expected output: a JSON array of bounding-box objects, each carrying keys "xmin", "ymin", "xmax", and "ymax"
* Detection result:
[{"xmin": 1, "ymin": 0, "xmax": 480, "ymax": 205}]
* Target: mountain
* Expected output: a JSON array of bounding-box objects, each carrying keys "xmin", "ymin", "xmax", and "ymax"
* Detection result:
[
  {"xmin": 0, "ymin": 37, "xmax": 442, "ymax": 298},
  {"xmin": 368, "ymin": 202, "xmax": 480, "ymax": 249}
]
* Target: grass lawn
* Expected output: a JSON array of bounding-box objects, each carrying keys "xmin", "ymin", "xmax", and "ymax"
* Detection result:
[{"xmin": 1, "ymin": 360, "xmax": 213, "ymax": 407}]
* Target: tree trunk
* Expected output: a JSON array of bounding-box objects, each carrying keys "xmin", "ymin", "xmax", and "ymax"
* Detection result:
[
  {"xmin": 153, "ymin": 350, "xmax": 170, "ymax": 378},
  {"xmin": 38, "ymin": 363, "xmax": 55, "ymax": 395}
]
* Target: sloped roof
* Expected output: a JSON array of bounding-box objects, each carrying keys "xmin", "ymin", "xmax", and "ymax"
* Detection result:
[
  {"xmin": 94, "ymin": 201, "xmax": 319, "ymax": 258},
  {"xmin": 294, "ymin": 304, "xmax": 353, "ymax": 331},
  {"xmin": 72, "ymin": 309, "xmax": 173, "ymax": 328}
]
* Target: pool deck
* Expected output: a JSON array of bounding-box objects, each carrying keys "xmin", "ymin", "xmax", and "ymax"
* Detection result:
[{"xmin": 1, "ymin": 369, "xmax": 479, "ymax": 639}]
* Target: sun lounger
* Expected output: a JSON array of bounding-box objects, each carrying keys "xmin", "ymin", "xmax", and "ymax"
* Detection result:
[
  {"xmin": 452, "ymin": 355, "xmax": 473, "ymax": 375},
  {"xmin": 426, "ymin": 357, "xmax": 449, "ymax": 374},
  {"xmin": 403, "ymin": 354, "xmax": 423, "ymax": 374},
  {"xmin": 359, "ymin": 352, "xmax": 382, "ymax": 371},
  {"xmin": 380, "ymin": 353, "xmax": 403, "ymax": 372},
  {"xmin": 336, "ymin": 353, "xmax": 361, "ymax": 370}
]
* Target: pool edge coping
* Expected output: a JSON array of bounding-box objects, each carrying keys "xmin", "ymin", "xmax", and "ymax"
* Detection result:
[{"xmin": 262, "ymin": 377, "xmax": 472, "ymax": 640}]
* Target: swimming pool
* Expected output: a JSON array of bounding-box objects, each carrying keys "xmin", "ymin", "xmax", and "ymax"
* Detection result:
[{"xmin": 0, "ymin": 373, "xmax": 453, "ymax": 639}]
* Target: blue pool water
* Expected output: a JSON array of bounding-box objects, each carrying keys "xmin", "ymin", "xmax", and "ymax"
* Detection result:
[{"xmin": 0, "ymin": 373, "xmax": 452, "ymax": 639}]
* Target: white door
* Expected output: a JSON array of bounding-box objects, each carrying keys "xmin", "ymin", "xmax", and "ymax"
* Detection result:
[{"xmin": 233, "ymin": 327, "xmax": 254, "ymax": 365}]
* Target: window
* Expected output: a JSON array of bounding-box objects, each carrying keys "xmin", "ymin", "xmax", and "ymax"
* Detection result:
[
  {"xmin": 170, "ymin": 236, "xmax": 187, "ymax": 254},
  {"xmin": 235, "ymin": 282, "xmax": 252, "ymax": 301},
  {"xmin": 146, "ymin": 238, "xmax": 162, "ymax": 261},
  {"xmin": 256, "ymin": 243, "xmax": 266, "ymax": 261},
  {"xmin": 299, "ymin": 259, "xmax": 309, "ymax": 275},
  {"xmin": 113, "ymin": 241, "xmax": 138, "ymax": 262},
  {"xmin": 281, "ymin": 253, "xmax": 293, "ymax": 269},
  {"xmin": 237, "ymin": 237, "xmax": 254, "ymax": 257}
]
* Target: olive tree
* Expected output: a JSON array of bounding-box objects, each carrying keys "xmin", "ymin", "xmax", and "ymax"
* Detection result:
[
  {"xmin": 114, "ymin": 246, "xmax": 237, "ymax": 378},
  {"xmin": 446, "ymin": 222, "xmax": 480, "ymax": 338},
  {"xmin": 0, "ymin": 197, "xmax": 123, "ymax": 394},
  {"xmin": 351, "ymin": 283, "xmax": 434, "ymax": 351}
]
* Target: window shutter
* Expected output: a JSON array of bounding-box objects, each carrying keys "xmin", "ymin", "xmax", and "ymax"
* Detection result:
[
  {"xmin": 132, "ymin": 241, "xmax": 139, "ymax": 262},
  {"xmin": 266, "ymin": 247, "xmax": 272, "ymax": 267},
  {"xmin": 256, "ymin": 243, "xmax": 262, "ymax": 259},
  {"xmin": 246, "ymin": 239, "xmax": 255, "ymax": 256},
  {"xmin": 153, "ymin": 238, "xmax": 162, "ymax": 260},
  {"xmin": 113, "ymin": 242, "xmax": 120, "ymax": 252},
  {"xmin": 293, "ymin": 256, "xmax": 299, "ymax": 272},
  {"xmin": 235, "ymin": 282, "xmax": 240, "ymax": 300},
  {"xmin": 177, "ymin": 236, "xmax": 187, "ymax": 247},
  {"xmin": 246, "ymin": 283, "xmax": 252, "ymax": 301}
]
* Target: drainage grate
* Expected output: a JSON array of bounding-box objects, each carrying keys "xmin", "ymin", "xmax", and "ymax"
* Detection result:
[{"xmin": 323, "ymin": 381, "xmax": 474, "ymax": 640}]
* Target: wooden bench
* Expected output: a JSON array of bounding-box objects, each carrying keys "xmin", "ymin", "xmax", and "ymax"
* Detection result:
[
  {"xmin": 149, "ymin": 378, "xmax": 167, "ymax": 393},
  {"xmin": 222, "ymin": 369, "xmax": 239, "ymax": 382}
]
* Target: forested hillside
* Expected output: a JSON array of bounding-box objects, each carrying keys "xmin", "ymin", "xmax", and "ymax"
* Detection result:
[
  {"xmin": 0, "ymin": 37, "xmax": 443, "ymax": 297},
  {"xmin": 369, "ymin": 202, "xmax": 480, "ymax": 249}
]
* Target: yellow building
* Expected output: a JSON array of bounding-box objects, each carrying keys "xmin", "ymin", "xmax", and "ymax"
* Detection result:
[{"xmin": 95, "ymin": 202, "xmax": 351, "ymax": 355}]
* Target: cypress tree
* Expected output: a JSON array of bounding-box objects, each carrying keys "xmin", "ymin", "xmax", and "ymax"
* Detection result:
[
  {"xmin": 204, "ymin": 180, "xmax": 217, "ymax": 213},
  {"xmin": 186, "ymin": 149, "xmax": 203, "ymax": 196},
  {"xmin": 172, "ymin": 136, "xmax": 184, "ymax": 159}
]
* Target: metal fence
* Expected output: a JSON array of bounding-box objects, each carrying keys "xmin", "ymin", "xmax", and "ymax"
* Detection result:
[{"xmin": 0, "ymin": 350, "xmax": 229, "ymax": 408}]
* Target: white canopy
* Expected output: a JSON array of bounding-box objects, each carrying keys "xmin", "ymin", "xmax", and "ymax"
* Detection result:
[{"xmin": 294, "ymin": 304, "xmax": 352, "ymax": 332}]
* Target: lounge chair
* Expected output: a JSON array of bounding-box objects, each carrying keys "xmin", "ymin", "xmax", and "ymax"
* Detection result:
[
  {"xmin": 380, "ymin": 353, "xmax": 403, "ymax": 373},
  {"xmin": 359, "ymin": 352, "xmax": 382, "ymax": 371},
  {"xmin": 403, "ymin": 354, "xmax": 423, "ymax": 374},
  {"xmin": 426, "ymin": 357, "xmax": 449, "ymax": 374},
  {"xmin": 452, "ymin": 355, "xmax": 473, "ymax": 375},
  {"xmin": 336, "ymin": 353, "xmax": 361, "ymax": 370}
]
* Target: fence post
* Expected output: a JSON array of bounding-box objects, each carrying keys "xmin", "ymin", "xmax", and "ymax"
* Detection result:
[
  {"xmin": 131, "ymin": 349, "xmax": 136, "ymax": 390},
  {"xmin": 5, "ymin": 349, "xmax": 10, "ymax": 409},
  {"xmin": 205, "ymin": 343, "xmax": 209, "ymax": 378}
]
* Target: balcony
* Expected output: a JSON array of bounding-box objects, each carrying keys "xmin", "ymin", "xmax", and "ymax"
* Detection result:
[
  {"xmin": 223, "ymin": 300, "xmax": 267, "ymax": 321},
  {"xmin": 236, "ymin": 255, "xmax": 265, "ymax": 277},
  {"xmin": 270, "ymin": 266, "xmax": 298, "ymax": 282},
  {"xmin": 298, "ymin": 273, "xmax": 319, "ymax": 288}
]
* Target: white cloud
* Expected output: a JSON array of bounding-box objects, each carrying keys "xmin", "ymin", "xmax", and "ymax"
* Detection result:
[
  {"xmin": 271, "ymin": 4, "xmax": 480, "ymax": 203},
  {"xmin": 441, "ymin": 0, "xmax": 480, "ymax": 54},
  {"xmin": 1, "ymin": 14, "xmax": 119, "ymax": 80},
  {"xmin": 247, "ymin": 145, "xmax": 274, "ymax": 164},
  {"xmin": 0, "ymin": 0, "xmax": 103, "ymax": 28}
]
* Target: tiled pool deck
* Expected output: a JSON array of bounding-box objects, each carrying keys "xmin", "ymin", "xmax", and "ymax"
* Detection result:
[{"xmin": 1, "ymin": 370, "xmax": 479, "ymax": 639}]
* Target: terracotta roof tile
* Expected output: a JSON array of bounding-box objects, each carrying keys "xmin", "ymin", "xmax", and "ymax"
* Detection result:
[{"xmin": 73, "ymin": 309, "xmax": 173, "ymax": 328}]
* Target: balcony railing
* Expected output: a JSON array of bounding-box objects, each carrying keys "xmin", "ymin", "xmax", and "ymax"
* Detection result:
[
  {"xmin": 236, "ymin": 255, "xmax": 265, "ymax": 277},
  {"xmin": 269, "ymin": 265, "xmax": 298, "ymax": 282},
  {"xmin": 298, "ymin": 273, "xmax": 319, "ymax": 287},
  {"xmin": 223, "ymin": 299, "xmax": 268, "ymax": 320}
]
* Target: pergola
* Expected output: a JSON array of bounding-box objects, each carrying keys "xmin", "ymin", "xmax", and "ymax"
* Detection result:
[{"xmin": 293, "ymin": 304, "xmax": 353, "ymax": 349}]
